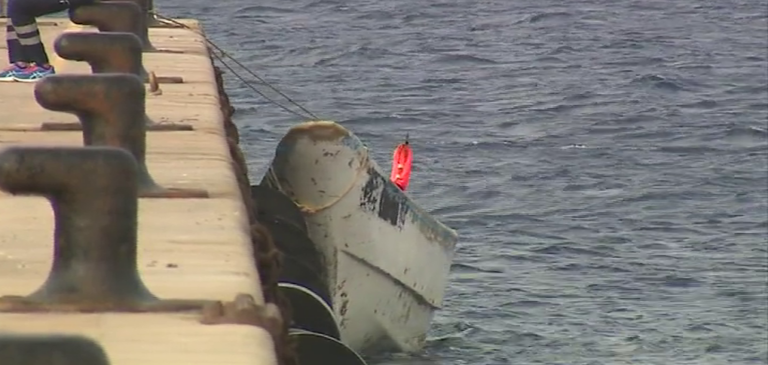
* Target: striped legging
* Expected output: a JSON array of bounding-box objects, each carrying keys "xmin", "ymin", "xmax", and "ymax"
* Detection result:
[{"xmin": 5, "ymin": 0, "xmax": 93, "ymax": 65}]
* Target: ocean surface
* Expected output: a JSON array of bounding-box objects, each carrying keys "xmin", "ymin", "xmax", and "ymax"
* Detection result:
[{"xmin": 160, "ymin": 0, "xmax": 768, "ymax": 364}]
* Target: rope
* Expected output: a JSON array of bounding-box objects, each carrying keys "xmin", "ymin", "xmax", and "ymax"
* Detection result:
[{"xmin": 151, "ymin": 12, "xmax": 321, "ymax": 121}]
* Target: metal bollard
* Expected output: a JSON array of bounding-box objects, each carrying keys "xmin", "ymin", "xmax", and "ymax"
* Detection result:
[
  {"xmin": 146, "ymin": 0, "xmax": 163, "ymax": 27},
  {"xmin": 34, "ymin": 74, "xmax": 209, "ymax": 198},
  {"xmin": 101, "ymin": 0, "xmax": 150, "ymax": 25},
  {"xmin": 0, "ymin": 334, "xmax": 112, "ymax": 365},
  {"xmin": 101, "ymin": 0, "xmax": 161, "ymax": 28},
  {"xmin": 41, "ymin": 32, "xmax": 192, "ymax": 132},
  {"xmin": 53, "ymin": 30, "xmax": 183, "ymax": 88},
  {"xmin": 0, "ymin": 146, "xmax": 213, "ymax": 312},
  {"xmin": 0, "ymin": 147, "xmax": 150, "ymax": 309},
  {"xmin": 140, "ymin": 0, "xmax": 188, "ymax": 28},
  {"xmin": 67, "ymin": 3, "xmax": 185, "ymax": 81},
  {"xmin": 69, "ymin": 1, "xmax": 156, "ymax": 52},
  {"xmin": 55, "ymin": 32, "xmax": 146, "ymax": 77}
]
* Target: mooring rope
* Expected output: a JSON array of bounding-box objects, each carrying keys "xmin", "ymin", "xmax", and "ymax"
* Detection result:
[{"xmin": 152, "ymin": 12, "xmax": 320, "ymax": 121}]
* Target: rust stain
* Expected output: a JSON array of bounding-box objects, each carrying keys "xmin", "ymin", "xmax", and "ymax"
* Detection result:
[
  {"xmin": 339, "ymin": 291, "xmax": 349, "ymax": 317},
  {"xmin": 336, "ymin": 279, "xmax": 347, "ymax": 293}
]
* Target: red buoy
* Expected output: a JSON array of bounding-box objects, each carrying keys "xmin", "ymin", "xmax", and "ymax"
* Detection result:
[{"xmin": 390, "ymin": 135, "xmax": 413, "ymax": 191}]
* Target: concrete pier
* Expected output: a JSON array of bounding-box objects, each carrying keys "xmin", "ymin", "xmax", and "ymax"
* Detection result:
[{"xmin": 0, "ymin": 16, "xmax": 283, "ymax": 365}]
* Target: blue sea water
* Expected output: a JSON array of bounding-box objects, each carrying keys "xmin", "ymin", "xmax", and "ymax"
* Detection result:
[{"xmin": 160, "ymin": 0, "xmax": 768, "ymax": 364}]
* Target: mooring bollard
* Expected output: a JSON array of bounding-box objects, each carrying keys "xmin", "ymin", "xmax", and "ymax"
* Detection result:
[
  {"xmin": 34, "ymin": 74, "xmax": 208, "ymax": 198},
  {"xmin": 68, "ymin": 2, "xmax": 185, "ymax": 82},
  {"xmin": 54, "ymin": 31, "xmax": 183, "ymax": 84},
  {"xmin": 101, "ymin": 0, "xmax": 162, "ymax": 28},
  {"xmin": 69, "ymin": 1, "xmax": 155, "ymax": 52},
  {"xmin": 0, "ymin": 146, "xmax": 213, "ymax": 312},
  {"xmin": 101, "ymin": 0, "xmax": 150, "ymax": 26},
  {"xmin": 0, "ymin": 146, "xmax": 152, "ymax": 308},
  {"xmin": 42, "ymin": 32, "xmax": 192, "ymax": 132},
  {"xmin": 0, "ymin": 334, "xmax": 112, "ymax": 365},
  {"xmin": 146, "ymin": 0, "xmax": 161, "ymax": 26},
  {"xmin": 97, "ymin": 0, "xmax": 188, "ymax": 47},
  {"xmin": 55, "ymin": 31, "xmax": 147, "ymax": 79}
]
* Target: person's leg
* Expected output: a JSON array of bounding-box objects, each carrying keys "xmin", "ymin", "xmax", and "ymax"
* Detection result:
[
  {"xmin": 5, "ymin": 24, "xmax": 25, "ymax": 64},
  {"xmin": 0, "ymin": 23, "xmax": 27, "ymax": 81},
  {"xmin": 10, "ymin": 20, "xmax": 49, "ymax": 66},
  {"xmin": 6, "ymin": 0, "xmax": 69, "ymax": 81},
  {"xmin": 8, "ymin": 0, "xmax": 59, "ymax": 66}
]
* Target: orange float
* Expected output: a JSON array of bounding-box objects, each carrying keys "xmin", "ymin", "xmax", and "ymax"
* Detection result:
[{"xmin": 390, "ymin": 135, "xmax": 413, "ymax": 191}]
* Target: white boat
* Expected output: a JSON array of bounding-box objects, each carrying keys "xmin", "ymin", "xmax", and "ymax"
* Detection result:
[{"xmin": 255, "ymin": 121, "xmax": 458, "ymax": 356}]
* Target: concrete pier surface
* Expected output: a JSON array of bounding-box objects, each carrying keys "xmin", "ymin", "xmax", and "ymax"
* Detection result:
[{"xmin": 0, "ymin": 17, "xmax": 281, "ymax": 365}]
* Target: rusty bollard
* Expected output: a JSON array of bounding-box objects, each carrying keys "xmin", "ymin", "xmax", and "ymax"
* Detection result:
[
  {"xmin": 0, "ymin": 146, "xmax": 213, "ymax": 312},
  {"xmin": 101, "ymin": 0, "xmax": 151, "ymax": 29},
  {"xmin": 146, "ymin": 0, "xmax": 159, "ymax": 27},
  {"xmin": 69, "ymin": 1, "xmax": 151, "ymax": 51},
  {"xmin": 0, "ymin": 334, "xmax": 112, "ymax": 365},
  {"xmin": 129, "ymin": 0, "xmax": 185, "ymax": 29},
  {"xmin": 148, "ymin": 1, "xmax": 172, "ymax": 28},
  {"xmin": 40, "ymin": 32, "xmax": 193, "ymax": 132},
  {"xmin": 57, "ymin": 31, "xmax": 148, "ymax": 80},
  {"xmin": 145, "ymin": 0, "xmax": 164, "ymax": 27},
  {"xmin": 101, "ymin": 0, "xmax": 163, "ymax": 27},
  {"xmin": 98, "ymin": 0, "xmax": 189, "ymax": 44},
  {"xmin": 102, "ymin": 0, "xmax": 169, "ymax": 29},
  {"xmin": 69, "ymin": 2, "xmax": 184, "ymax": 82},
  {"xmin": 35, "ymin": 74, "xmax": 209, "ymax": 198}
]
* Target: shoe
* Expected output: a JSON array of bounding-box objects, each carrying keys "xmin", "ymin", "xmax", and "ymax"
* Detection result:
[
  {"xmin": 12, "ymin": 64, "xmax": 55, "ymax": 83},
  {"xmin": 0, "ymin": 64, "xmax": 23, "ymax": 82}
]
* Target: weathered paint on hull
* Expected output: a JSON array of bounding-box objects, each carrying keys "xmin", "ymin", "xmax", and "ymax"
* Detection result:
[{"xmin": 262, "ymin": 121, "xmax": 459, "ymax": 355}]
